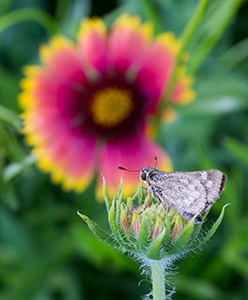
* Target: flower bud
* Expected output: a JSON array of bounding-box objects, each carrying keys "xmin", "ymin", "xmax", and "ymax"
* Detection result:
[
  {"xmin": 152, "ymin": 218, "xmax": 164, "ymax": 241},
  {"xmin": 120, "ymin": 204, "xmax": 130, "ymax": 236},
  {"xmin": 79, "ymin": 178, "xmax": 228, "ymax": 262},
  {"xmin": 144, "ymin": 194, "xmax": 152, "ymax": 207},
  {"xmin": 132, "ymin": 213, "xmax": 141, "ymax": 239},
  {"xmin": 171, "ymin": 215, "xmax": 184, "ymax": 240}
]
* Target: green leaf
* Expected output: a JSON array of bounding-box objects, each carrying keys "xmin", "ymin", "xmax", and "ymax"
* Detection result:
[
  {"xmin": 138, "ymin": 0, "xmax": 164, "ymax": 34},
  {"xmin": 179, "ymin": 0, "xmax": 210, "ymax": 53},
  {"xmin": 162, "ymin": 211, "xmax": 172, "ymax": 247},
  {"xmin": 0, "ymin": 70, "xmax": 20, "ymax": 110},
  {"xmin": 108, "ymin": 199, "xmax": 127, "ymax": 249},
  {"xmin": 147, "ymin": 229, "xmax": 166, "ymax": 260},
  {"xmin": 77, "ymin": 212, "xmax": 115, "ymax": 247},
  {"xmin": 190, "ymin": 209, "xmax": 211, "ymax": 244},
  {"xmin": 0, "ymin": 0, "xmax": 12, "ymax": 17},
  {"xmin": 108, "ymin": 199, "xmax": 117, "ymax": 234},
  {"xmin": 3, "ymin": 155, "xmax": 36, "ymax": 182},
  {"xmin": 195, "ymin": 204, "xmax": 230, "ymax": 249},
  {"xmin": 0, "ymin": 182, "xmax": 19, "ymax": 210},
  {"xmin": 102, "ymin": 176, "xmax": 111, "ymax": 212},
  {"xmin": 117, "ymin": 179, "xmax": 123, "ymax": 199},
  {"xmin": 223, "ymin": 137, "xmax": 248, "ymax": 169},
  {"xmin": 116, "ymin": 182, "xmax": 124, "ymax": 230},
  {"xmin": 189, "ymin": 0, "xmax": 244, "ymax": 73},
  {"xmin": 0, "ymin": 206, "xmax": 35, "ymax": 257},
  {"xmin": 130, "ymin": 180, "xmax": 143, "ymax": 204},
  {"xmin": 169, "ymin": 216, "xmax": 195, "ymax": 255},
  {"xmin": 178, "ymin": 94, "xmax": 248, "ymax": 116},
  {"xmin": 137, "ymin": 214, "xmax": 149, "ymax": 251},
  {"xmin": 0, "ymin": 8, "xmax": 59, "ymax": 35},
  {"xmin": 0, "ymin": 104, "xmax": 21, "ymax": 128},
  {"xmin": 72, "ymin": 224, "xmax": 136, "ymax": 272}
]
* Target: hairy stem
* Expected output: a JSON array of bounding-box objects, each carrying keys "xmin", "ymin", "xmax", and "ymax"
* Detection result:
[{"xmin": 151, "ymin": 260, "xmax": 166, "ymax": 300}]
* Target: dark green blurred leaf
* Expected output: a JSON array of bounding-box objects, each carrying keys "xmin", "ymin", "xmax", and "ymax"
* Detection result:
[
  {"xmin": 223, "ymin": 136, "xmax": 248, "ymax": 168},
  {"xmin": 3, "ymin": 155, "xmax": 36, "ymax": 182},
  {"xmin": 175, "ymin": 274, "xmax": 224, "ymax": 300},
  {"xmin": 189, "ymin": 0, "xmax": 245, "ymax": 73},
  {"xmin": 0, "ymin": 205, "xmax": 35, "ymax": 257},
  {"xmin": 0, "ymin": 0, "xmax": 13, "ymax": 17},
  {"xmin": 0, "ymin": 69, "xmax": 20, "ymax": 111},
  {"xmin": 0, "ymin": 105, "xmax": 21, "ymax": 128},
  {"xmin": 195, "ymin": 204, "xmax": 229, "ymax": 249},
  {"xmin": 0, "ymin": 8, "xmax": 59, "ymax": 36},
  {"xmin": 71, "ymin": 223, "xmax": 137, "ymax": 273}
]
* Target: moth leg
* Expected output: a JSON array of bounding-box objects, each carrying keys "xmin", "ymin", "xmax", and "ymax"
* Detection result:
[{"xmin": 195, "ymin": 215, "xmax": 202, "ymax": 223}]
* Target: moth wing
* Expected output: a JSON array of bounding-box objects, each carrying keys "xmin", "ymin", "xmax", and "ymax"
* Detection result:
[
  {"xmin": 175, "ymin": 169, "xmax": 227, "ymax": 207},
  {"xmin": 153, "ymin": 169, "xmax": 226, "ymax": 221},
  {"xmin": 153, "ymin": 174, "xmax": 207, "ymax": 220}
]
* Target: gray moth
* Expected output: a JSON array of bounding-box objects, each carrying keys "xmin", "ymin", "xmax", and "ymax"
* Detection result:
[{"xmin": 140, "ymin": 167, "xmax": 227, "ymax": 223}]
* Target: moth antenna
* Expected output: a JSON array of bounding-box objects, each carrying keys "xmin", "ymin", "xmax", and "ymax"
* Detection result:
[
  {"xmin": 154, "ymin": 156, "xmax": 158, "ymax": 167},
  {"xmin": 118, "ymin": 166, "xmax": 140, "ymax": 172}
]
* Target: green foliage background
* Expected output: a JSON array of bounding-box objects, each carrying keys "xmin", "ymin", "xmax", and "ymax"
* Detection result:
[{"xmin": 0, "ymin": 0, "xmax": 248, "ymax": 299}]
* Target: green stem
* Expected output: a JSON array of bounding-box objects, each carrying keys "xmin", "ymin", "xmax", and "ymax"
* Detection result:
[
  {"xmin": 55, "ymin": 0, "xmax": 71, "ymax": 22},
  {"xmin": 189, "ymin": 0, "xmax": 244, "ymax": 74},
  {"xmin": 180, "ymin": 0, "xmax": 209, "ymax": 52},
  {"xmin": 220, "ymin": 37, "xmax": 248, "ymax": 68},
  {"xmin": 166, "ymin": 0, "xmax": 209, "ymax": 95},
  {"xmin": 0, "ymin": 8, "xmax": 59, "ymax": 35},
  {"xmin": 139, "ymin": 0, "xmax": 163, "ymax": 34},
  {"xmin": 151, "ymin": 260, "xmax": 166, "ymax": 300},
  {"xmin": 155, "ymin": 0, "xmax": 209, "ymax": 125}
]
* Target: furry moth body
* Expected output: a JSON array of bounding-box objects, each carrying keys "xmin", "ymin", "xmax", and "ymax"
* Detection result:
[{"xmin": 140, "ymin": 167, "xmax": 227, "ymax": 223}]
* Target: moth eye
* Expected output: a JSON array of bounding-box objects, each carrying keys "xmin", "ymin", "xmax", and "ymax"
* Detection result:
[{"xmin": 141, "ymin": 172, "xmax": 146, "ymax": 181}]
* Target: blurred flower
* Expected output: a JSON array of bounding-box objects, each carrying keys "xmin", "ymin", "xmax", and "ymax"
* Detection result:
[{"xmin": 19, "ymin": 14, "xmax": 195, "ymax": 197}]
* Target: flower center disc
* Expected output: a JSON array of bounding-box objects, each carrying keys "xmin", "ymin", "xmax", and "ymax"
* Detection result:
[{"xmin": 91, "ymin": 87, "xmax": 133, "ymax": 128}]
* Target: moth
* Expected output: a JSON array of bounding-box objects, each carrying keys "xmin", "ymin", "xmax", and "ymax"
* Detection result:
[{"xmin": 119, "ymin": 160, "xmax": 227, "ymax": 223}]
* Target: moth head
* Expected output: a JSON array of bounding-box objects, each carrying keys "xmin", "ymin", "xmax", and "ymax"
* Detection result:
[
  {"xmin": 118, "ymin": 158, "xmax": 158, "ymax": 182},
  {"xmin": 140, "ymin": 167, "xmax": 157, "ymax": 182},
  {"xmin": 140, "ymin": 169, "xmax": 147, "ymax": 181}
]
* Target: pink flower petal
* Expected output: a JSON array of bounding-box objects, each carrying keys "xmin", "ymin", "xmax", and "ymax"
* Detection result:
[
  {"xmin": 34, "ymin": 126, "xmax": 97, "ymax": 193},
  {"xmin": 134, "ymin": 36, "xmax": 177, "ymax": 114},
  {"xmin": 24, "ymin": 69, "xmax": 85, "ymax": 123},
  {"xmin": 45, "ymin": 131, "xmax": 96, "ymax": 175},
  {"xmin": 40, "ymin": 36, "xmax": 88, "ymax": 87},
  {"xmin": 77, "ymin": 18, "xmax": 108, "ymax": 73},
  {"xmin": 108, "ymin": 15, "xmax": 152, "ymax": 74},
  {"xmin": 96, "ymin": 134, "xmax": 172, "ymax": 199}
]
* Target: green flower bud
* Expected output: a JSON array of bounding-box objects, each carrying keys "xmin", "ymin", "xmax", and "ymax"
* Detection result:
[
  {"xmin": 78, "ymin": 177, "xmax": 229, "ymax": 299},
  {"xmin": 132, "ymin": 213, "xmax": 141, "ymax": 239},
  {"xmin": 79, "ymin": 179, "xmax": 228, "ymax": 259},
  {"xmin": 120, "ymin": 204, "xmax": 130, "ymax": 236},
  {"xmin": 171, "ymin": 215, "xmax": 184, "ymax": 241},
  {"xmin": 152, "ymin": 218, "xmax": 165, "ymax": 241}
]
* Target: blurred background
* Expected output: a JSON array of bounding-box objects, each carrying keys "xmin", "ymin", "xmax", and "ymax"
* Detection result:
[{"xmin": 1, "ymin": 0, "xmax": 248, "ymax": 299}]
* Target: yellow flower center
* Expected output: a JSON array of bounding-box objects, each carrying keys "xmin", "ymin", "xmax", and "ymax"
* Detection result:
[{"xmin": 91, "ymin": 87, "xmax": 133, "ymax": 127}]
